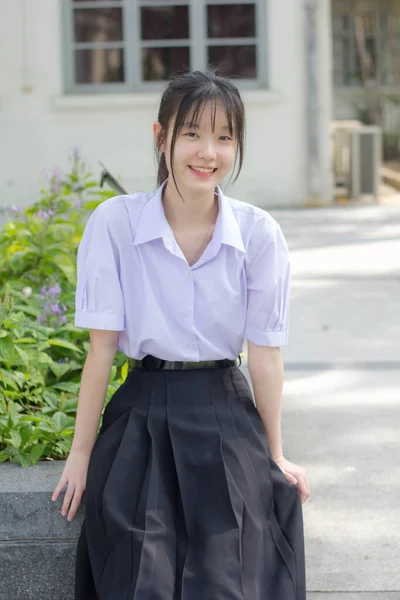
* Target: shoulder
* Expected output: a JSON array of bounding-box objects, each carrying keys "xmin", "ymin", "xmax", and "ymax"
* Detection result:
[
  {"xmin": 223, "ymin": 192, "xmax": 285, "ymax": 254},
  {"xmin": 89, "ymin": 189, "xmax": 155, "ymax": 242}
]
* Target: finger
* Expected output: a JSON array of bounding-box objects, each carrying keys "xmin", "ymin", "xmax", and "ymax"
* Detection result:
[
  {"xmin": 67, "ymin": 487, "xmax": 84, "ymax": 522},
  {"xmin": 61, "ymin": 483, "xmax": 76, "ymax": 517},
  {"xmin": 283, "ymin": 471, "xmax": 298, "ymax": 485},
  {"xmin": 52, "ymin": 478, "xmax": 67, "ymax": 502},
  {"xmin": 296, "ymin": 476, "xmax": 311, "ymax": 503}
]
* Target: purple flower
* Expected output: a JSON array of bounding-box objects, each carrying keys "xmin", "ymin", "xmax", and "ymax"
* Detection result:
[
  {"xmin": 37, "ymin": 281, "xmax": 67, "ymax": 328},
  {"xmin": 34, "ymin": 209, "xmax": 50, "ymax": 220},
  {"xmin": 68, "ymin": 146, "xmax": 80, "ymax": 162},
  {"xmin": 53, "ymin": 167, "xmax": 62, "ymax": 181}
]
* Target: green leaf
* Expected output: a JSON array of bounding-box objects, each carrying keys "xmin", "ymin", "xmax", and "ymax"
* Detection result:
[
  {"xmin": 37, "ymin": 422, "xmax": 57, "ymax": 434},
  {"xmin": 17, "ymin": 452, "xmax": 32, "ymax": 468},
  {"xmin": 0, "ymin": 448, "xmax": 14, "ymax": 462},
  {"xmin": 0, "ymin": 369, "xmax": 21, "ymax": 390},
  {"xmin": 9, "ymin": 430, "xmax": 22, "ymax": 448},
  {"xmin": 48, "ymin": 362, "xmax": 70, "ymax": 379},
  {"xmin": 30, "ymin": 443, "xmax": 46, "ymax": 464},
  {"xmin": 109, "ymin": 365, "xmax": 117, "ymax": 384},
  {"xmin": 52, "ymin": 382, "xmax": 80, "ymax": 394},
  {"xmin": 37, "ymin": 352, "xmax": 54, "ymax": 365},
  {"xmin": 0, "ymin": 337, "xmax": 17, "ymax": 365},
  {"xmin": 55, "ymin": 439, "xmax": 72, "ymax": 454},
  {"xmin": 52, "ymin": 411, "xmax": 69, "ymax": 431},
  {"xmin": 121, "ymin": 361, "xmax": 129, "ymax": 382},
  {"xmin": 0, "ymin": 330, "xmax": 8, "ymax": 338},
  {"xmin": 42, "ymin": 391, "xmax": 60, "ymax": 409},
  {"xmin": 12, "ymin": 304, "xmax": 41, "ymax": 318},
  {"xmin": 14, "ymin": 345, "xmax": 30, "ymax": 366},
  {"xmin": 43, "ymin": 254, "xmax": 76, "ymax": 284},
  {"xmin": 20, "ymin": 423, "xmax": 33, "ymax": 447},
  {"xmin": 47, "ymin": 338, "xmax": 82, "ymax": 353}
]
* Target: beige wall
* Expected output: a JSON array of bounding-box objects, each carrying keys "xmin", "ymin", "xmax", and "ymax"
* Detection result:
[{"xmin": 0, "ymin": 0, "xmax": 332, "ymax": 208}]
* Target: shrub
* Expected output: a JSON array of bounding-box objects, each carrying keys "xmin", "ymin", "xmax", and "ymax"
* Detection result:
[{"xmin": 0, "ymin": 150, "xmax": 129, "ymax": 467}]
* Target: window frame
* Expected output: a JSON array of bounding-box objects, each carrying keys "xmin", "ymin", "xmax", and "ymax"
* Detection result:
[
  {"xmin": 332, "ymin": 3, "xmax": 397, "ymax": 89},
  {"xmin": 61, "ymin": 0, "xmax": 268, "ymax": 93}
]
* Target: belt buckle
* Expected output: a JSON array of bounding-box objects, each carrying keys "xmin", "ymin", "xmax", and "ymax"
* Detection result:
[{"xmin": 141, "ymin": 355, "xmax": 166, "ymax": 371}]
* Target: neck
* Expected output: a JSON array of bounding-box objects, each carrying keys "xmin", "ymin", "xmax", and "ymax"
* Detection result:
[{"xmin": 162, "ymin": 180, "xmax": 218, "ymax": 229}]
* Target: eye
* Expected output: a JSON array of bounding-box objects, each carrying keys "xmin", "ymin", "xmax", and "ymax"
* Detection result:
[
  {"xmin": 184, "ymin": 132, "xmax": 198, "ymax": 138},
  {"xmin": 219, "ymin": 135, "xmax": 233, "ymax": 141}
]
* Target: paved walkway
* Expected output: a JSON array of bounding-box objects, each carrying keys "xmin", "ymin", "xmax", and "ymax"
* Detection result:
[{"xmin": 243, "ymin": 204, "xmax": 400, "ymax": 599}]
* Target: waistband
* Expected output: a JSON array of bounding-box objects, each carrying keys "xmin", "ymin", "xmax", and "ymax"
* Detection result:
[{"xmin": 128, "ymin": 354, "xmax": 241, "ymax": 371}]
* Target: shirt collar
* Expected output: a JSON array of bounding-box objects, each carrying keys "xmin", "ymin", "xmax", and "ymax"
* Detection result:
[{"xmin": 133, "ymin": 180, "xmax": 245, "ymax": 254}]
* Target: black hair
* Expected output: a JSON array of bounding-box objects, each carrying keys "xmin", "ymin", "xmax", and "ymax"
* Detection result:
[{"xmin": 154, "ymin": 69, "xmax": 245, "ymax": 194}]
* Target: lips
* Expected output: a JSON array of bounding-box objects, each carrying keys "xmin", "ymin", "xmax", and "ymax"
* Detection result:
[{"xmin": 189, "ymin": 166, "xmax": 217, "ymax": 174}]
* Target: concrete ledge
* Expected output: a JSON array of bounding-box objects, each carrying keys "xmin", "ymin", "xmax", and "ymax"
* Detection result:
[
  {"xmin": 0, "ymin": 461, "xmax": 81, "ymax": 600},
  {"xmin": 381, "ymin": 166, "xmax": 400, "ymax": 191},
  {"xmin": 0, "ymin": 542, "xmax": 76, "ymax": 600}
]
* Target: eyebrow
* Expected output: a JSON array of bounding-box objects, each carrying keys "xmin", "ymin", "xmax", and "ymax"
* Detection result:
[{"xmin": 182, "ymin": 122, "xmax": 232, "ymax": 132}]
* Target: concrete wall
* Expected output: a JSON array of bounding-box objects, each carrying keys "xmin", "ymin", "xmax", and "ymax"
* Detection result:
[{"xmin": 0, "ymin": 0, "xmax": 332, "ymax": 209}]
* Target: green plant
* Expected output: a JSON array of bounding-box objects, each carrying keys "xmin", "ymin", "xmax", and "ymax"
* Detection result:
[{"xmin": 0, "ymin": 150, "xmax": 129, "ymax": 467}]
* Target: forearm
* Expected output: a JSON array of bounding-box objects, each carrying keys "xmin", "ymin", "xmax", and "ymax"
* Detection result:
[
  {"xmin": 248, "ymin": 356, "xmax": 284, "ymax": 460},
  {"xmin": 71, "ymin": 345, "xmax": 116, "ymax": 455}
]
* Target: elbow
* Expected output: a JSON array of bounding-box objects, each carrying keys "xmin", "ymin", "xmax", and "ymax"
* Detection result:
[
  {"xmin": 88, "ymin": 329, "xmax": 119, "ymax": 360},
  {"xmin": 247, "ymin": 343, "xmax": 283, "ymax": 379}
]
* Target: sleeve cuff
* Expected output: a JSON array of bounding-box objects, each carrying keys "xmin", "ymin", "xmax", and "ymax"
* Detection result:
[
  {"xmin": 244, "ymin": 326, "xmax": 289, "ymax": 347},
  {"xmin": 74, "ymin": 311, "xmax": 125, "ymax": 331}
]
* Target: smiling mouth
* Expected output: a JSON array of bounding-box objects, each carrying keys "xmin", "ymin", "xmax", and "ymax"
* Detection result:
[{"xmin": 189, "ymin": 166, "xmax": 217, "ymax": 174}]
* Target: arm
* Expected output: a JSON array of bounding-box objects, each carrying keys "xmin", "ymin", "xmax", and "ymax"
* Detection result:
[
  {"xmin": 51, "ymin": 329, "xmax": 119, "ymax": 521},
  {"xmin": 71, "ymin": 329, "xmax": 119, "ymax": 455},
  {"xmin": 247, "ymin": 342, "xmax": 284, "ymax": 461}
]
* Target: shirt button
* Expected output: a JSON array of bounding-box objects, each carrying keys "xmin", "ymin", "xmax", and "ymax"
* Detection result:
[
  {"xmin": 186, "ymin": 271, "xmax": 191, "ymax": 278},
  {"xmin": 188, "ymin": 342, "xmax": 195, "ymax": 350},
  {"xmin": 183, "ymin": 308, "xmax": 191, "ymax": 317}
]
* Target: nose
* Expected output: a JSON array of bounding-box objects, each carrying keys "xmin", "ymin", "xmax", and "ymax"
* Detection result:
[{"xmin": 197, "ymin": 139, "xmax": 217, "ymax": 162}]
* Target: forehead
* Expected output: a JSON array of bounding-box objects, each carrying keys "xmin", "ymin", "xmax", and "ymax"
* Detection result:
[{"xmin": 184, "ymin": 100, "xmax": 231, "ymax": 129}]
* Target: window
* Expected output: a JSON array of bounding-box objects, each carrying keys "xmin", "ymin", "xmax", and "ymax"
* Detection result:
[
  {"xmin": 62, "ymin": 0, "xmax": 267, "ymax": 93},
  {"xmin": 333, "ymin": 2, "xmax": 400, "ymax": 88}
]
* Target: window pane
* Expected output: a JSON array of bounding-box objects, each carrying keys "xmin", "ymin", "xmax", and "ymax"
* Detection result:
[
  {"xmin": 74, "ymin": 8, "xmax": 123, "ymax": 43},
  {"xmin": 208, "ymin": 45, "xmax": 256, "ymax": 78},
  {"xmin": 141, "ymin": 6, "xmax": 189, "ymax": 40},
  {"xmin": 207, "ymin": 4, "xmax": 255, "ymax": 38},
  {"xmin": 142, "ymin": 47, "xmax": 190, "ymax": 81},
  {"xmin": 75, "ymin": 48, "xmax": 124, "ymax": 83}
]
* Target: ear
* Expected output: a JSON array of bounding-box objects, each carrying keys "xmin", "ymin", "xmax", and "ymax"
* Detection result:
[{"xmin": 153, "ymin": 122, "xmax": 165, "ymax": 152}]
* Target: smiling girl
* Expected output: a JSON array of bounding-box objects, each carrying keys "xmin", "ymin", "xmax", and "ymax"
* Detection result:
[{"xmin": 52, "ymin": 69, "xmax": 310, "ymax": 600}]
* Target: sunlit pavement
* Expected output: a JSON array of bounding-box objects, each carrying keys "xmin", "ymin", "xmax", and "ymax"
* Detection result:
[{"xmin": 241, "ymin": 205, "xmax": 400, "ymax": 599}]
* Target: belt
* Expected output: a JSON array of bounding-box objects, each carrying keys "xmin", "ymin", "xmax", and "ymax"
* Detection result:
[{"xmin": 128, "ymin": 354, "xmax": 241, "ymax": 371}]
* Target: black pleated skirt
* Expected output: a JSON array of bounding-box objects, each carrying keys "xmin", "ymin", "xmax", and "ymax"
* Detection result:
[{"xmin": 75, "ymin": 365, "xmax": 306, "ymax": 600}]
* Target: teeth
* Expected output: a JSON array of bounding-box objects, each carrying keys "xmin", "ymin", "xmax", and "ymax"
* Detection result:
[{"xmin": 190, "ymin": 166, "xmax": 215, "ymax": 173}]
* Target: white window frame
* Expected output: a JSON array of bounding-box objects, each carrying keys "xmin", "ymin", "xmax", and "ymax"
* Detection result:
[{"xmin": 61, "ymin": 0, "xmax": 268, "ymax": 94}]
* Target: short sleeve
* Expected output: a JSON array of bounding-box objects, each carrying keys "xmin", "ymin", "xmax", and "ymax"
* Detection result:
[
  {"xmin": 244, "ymin": 223, "xmax": 290, "ymax": 347},
  {"xmin": 74, "ymin": 204, "xmax": 125, "ymax": 331}
]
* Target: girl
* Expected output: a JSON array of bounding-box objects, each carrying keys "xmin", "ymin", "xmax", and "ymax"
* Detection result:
[{"xmin": 52, "ymin": 69, "xmax": 310, "ymax": 600}]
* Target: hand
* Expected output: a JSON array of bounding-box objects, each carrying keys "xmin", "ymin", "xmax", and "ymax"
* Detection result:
[
  {"xmin": 274, "ymin": 455, "xmax": 311, "ymax": 504},
  {"xmin": 51, "ymin": 449, "xmax": 91, "ymax": 521}
]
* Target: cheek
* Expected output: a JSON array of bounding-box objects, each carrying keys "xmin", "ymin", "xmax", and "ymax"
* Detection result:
[{"xmin": 220, "ymin": 146, "xmax": 236, "ymax": 168}]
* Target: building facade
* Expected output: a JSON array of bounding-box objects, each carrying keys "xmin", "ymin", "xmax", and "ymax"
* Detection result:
[{"xmin": 0, "ymin": 0, "xmax": 333, "ymax": 209}]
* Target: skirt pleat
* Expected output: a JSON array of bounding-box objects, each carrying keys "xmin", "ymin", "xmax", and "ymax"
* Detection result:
[{"xmin": 75, "ymin": 366, "xmax": 306, "ymax": 600}]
